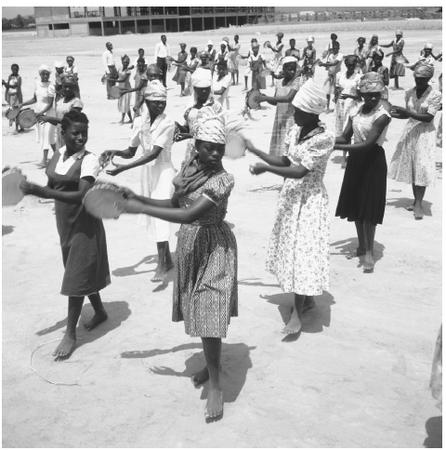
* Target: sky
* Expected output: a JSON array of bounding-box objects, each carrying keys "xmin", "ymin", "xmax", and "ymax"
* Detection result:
[{"xmin": 2, "ymin": 7, "xmax": 34, "ymax": 19}]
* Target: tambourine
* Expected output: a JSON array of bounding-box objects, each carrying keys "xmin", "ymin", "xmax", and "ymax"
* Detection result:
[
  {"xmin": 83, "ymin": 182, "xmax": 127, "ymax": 219},
  {"xmin": 109, "ymin": 85, "xmax": 121, "ymax": 99},
  {"xmin": 263, "ymin": 40, "xmax": 271, "ymax": 49},
  {"xmin": 17, "ymin": 108, "xmax": 37, "ymax": 129},
  {"xmin": 2, "ymin": 167, "xmax": 26, "ymax": 206},
  {"xmin": 5, "ymin": 107, "xmax": 20, "ymax": 121},
  {"xmin": 245, "ymin": 89, "xmax": 262, "ymax": 110}
]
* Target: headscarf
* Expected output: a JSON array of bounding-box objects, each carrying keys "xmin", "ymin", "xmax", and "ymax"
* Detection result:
[
  {"xmin": 291, "ymin": 79, "xmax": 326, "ymax": 115},
  {"xmin": 207, "ymin": 40, "xmax": 213, "ymax": 46},
  {"xmin": 282, "ymin": 56, "xmax": 298, "ymax": 65},
  {"xmin": 359, "ymin": 72, "xmax": 385, "ymax": 93},
  {"xmin": 38, "ymin": 64, "xmax": 51, "ymax": 74},
  {"xmin": 195, "ymin": 114, "xmax": 226, "ymax": 144},
  {"xmin": 344, "ymin": 54, "xmax": 358, "ymax": 66},
  {"xmin": 143, "ymin": 80, "xmax": 167, "ymax": 101},
  {"xmin": 395, "ymin": 29, "xmax": 403, "ymax": 36},
  {"xmin": 424, "ymin": 42, "xmax": 434, "ymax": 49},
  {"xmin": 71, "ymin": 98, "xmax": 84, "ymax": 109},
  {"xmin": 191, "ymin": 67, "xmax": 212, "ymax": 88},
  {"xmin": 306, "ymin": 36, "xmax": 315, "ymax": 43},
  {"xmin": 277, "ymin": 32, "xmax": 284, "ymax": 39},
  {"xmin": 414, "ymin": 62, "xmax": 435, "ymax": 79},
  {"xmin": 54, "ymin": 61, "xmax": 64, "ymax": 68}
]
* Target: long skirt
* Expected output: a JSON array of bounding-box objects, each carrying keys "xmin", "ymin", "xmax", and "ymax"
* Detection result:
[{"xmin": 118, "ymin": 92, "xmax": 131, "ymax": 114}]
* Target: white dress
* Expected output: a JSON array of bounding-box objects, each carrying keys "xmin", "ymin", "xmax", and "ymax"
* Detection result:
[
  {"xmin": 34, "ymin": 80, "xmax": 56, "ymax": 151},
  {"xmin": 335, "ymin": 71, "xmax": 361, "ymax": 136},
  {"xmin": 212, "ymin": 72, "xmax": 231, "ymax": 109},
  {"xmin": 129, "ymin": 112, "xmax": 176, "ymax": 242},
  {"xmin": 266, "ymin": 125, "xmax": 335, "ymax": 296},
  {"xmin": 389, "ymin": 86, "xmax": 442, "ymax": 187}
]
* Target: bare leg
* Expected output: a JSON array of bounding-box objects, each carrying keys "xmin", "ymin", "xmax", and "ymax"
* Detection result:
[
  {"xmin": 53, "ymin": 296, "xmax": 84, "ymax": 360},
  {"xmin": 40, "ymin": 149, "xmax": 49, "ymax": 167},
  {"xmin": 326, "ymin": 94, "xmax": 331, "ymax": 111},
  {"xmin": 84, "ymin": 292, "xmax": 108, "ymax": 330},
  {"xmin": 413, "ymin": 185, "xmax": 426, "ymax": 220},
  {"xmin": 202, "ymin": 337, "xmax": 223, "ymax": 422},
  {"xmin": 355, "ymin": 221, "xmax": 366, "ymax": 256},
  {"xmin": 120, "ymin": 113, "xmax": 125, "ymax": 123},
  {"xmin": 127, "ymin": 111, "xmax": 133, "ymax": 123},
  {"xmin": 394, "ymin": 75, "xmax": 399, "ymax": 89},
  {"xmin": 283, "ymin": 294, "xmax": 304, "ymax": 334},
  {"xmin": 180, "ymin": 82, "xmax": 185, "ymax": 96},
  {"xmin": 244, "ymin": 76, "xmax": 248, "ymax": 90},
  {"xmin": 363, "ymin": 221, "xmax": 376, "ymax": 272},
  {"xmin": 406, "ymin": 184, "xmax": 417, "ymax": 211},
  {"xmin": 235, "ymin": 70, "xmax": 239, "ymax": 85},
  {"xmin": 151, "ymin": 241, "xmax": 174, "ymax": 282},
  {"xmin": 341, "ymin": 150, "xmax": 348, "ymax": 169}
]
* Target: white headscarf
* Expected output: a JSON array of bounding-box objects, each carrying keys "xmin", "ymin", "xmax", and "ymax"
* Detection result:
[
  {"xmin": 191, "ymin": 67, "xmax": 212, "ymax": 88},
  {"xmin": 291, "ymin": 79, "xmax": 326, "ymax": 115},
  {"xmin": 38, "ymin": 64, "xmax": 51, "ymax": 74},
  {"xmin": 144, "ymin": 80, "xmax": 167, "ymax": 101}
]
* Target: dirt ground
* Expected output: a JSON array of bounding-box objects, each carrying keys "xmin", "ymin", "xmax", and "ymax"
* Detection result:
[{"xmin": 2, "ymin": 19, "xmax": 443, "ymax": 447}]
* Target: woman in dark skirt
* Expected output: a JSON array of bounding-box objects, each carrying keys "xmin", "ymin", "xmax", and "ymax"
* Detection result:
[
  {"xmin": 334, "ymin": 72, "xmax": 391, "ymax": 273},
  {"xmin": 20, "ymin": 110, "xmax": 110, "ymax": 360}
]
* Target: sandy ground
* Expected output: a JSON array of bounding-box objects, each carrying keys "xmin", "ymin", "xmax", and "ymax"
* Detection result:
[{"xmin": 2, "ymin": 20, "xmax": 443, "ymax": 447}]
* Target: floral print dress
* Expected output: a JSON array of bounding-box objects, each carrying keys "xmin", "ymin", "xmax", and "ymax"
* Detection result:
[{"xmin": 266, "ymin": 124, "xmax": 335, "ymax": 296}]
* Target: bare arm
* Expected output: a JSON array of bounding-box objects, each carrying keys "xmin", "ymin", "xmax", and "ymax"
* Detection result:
[
  {"xmin": 246, "ymin": 145, "xmax": 291, "ymax": 167},
  {"xmin": 251, "ymin": 162, "xmax": 309, "ymax": 179},
  {"xmin": 259, "ymin": 88, "xmax": 297, "ymax": 104},
  {"xmin": 20, "ymin": 93, "xmax": 37, "ymax": 107},
  {"xmin": 107, "ymin": 145, "xmax": 163, "ymax": 175}
]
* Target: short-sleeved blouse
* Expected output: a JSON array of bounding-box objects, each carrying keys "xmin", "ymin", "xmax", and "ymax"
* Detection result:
[
  {"xmin": 405, "ymin": 86, "xmax": 442, "ymax": 118},
  {"xmin": 34, "ymin": 80, "xmax": 55, "ymax": 114},
  {"xmin": 336, "ymin": 71, "xmax": 361, "ymax": 95},
  {"xmin": 350, "ymin": 103, "xmax": 391, "ymax": 145}
]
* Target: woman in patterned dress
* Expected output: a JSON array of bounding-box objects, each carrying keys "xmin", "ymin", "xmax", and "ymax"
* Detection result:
[
  {"xmin": 382, "ymin": 30, "xmax": 406, "ymax": 90},
  {"xmin": 335, "ymin": 72, "xmax": 391, "ymax": 273},
  {"xmin": 19, "ymin": 110, "xmax": 110, "ymax": 360},
  {"xmin": 389, "ymin": 63, "xmax": 442, "ymax": 220},
  {"xmin": 335, "ymin": 55, "xmax": 362, "ymax": 168},
  {"xmin": 2, "ymin": 63, "xmax": 23, "ymax": 131},
  {"xmin": 121, "ymin": 113, "xmax": 238, "ymax": 423},
  {"xmin": 171, "ymin": 43, "xmax": 188, "ymax": 96},
  {"xmin": 182, "ymin": 47, "xmax": 200, "ymax": 97},
  {"xmin": 248, "ymin": 80, "xmax": 334, "ymax": 335},
  {"xmin": 257, "ymin": 57, "xmax": 301, "ymax": 156},
  {"xmin": 117, "ymin": 55, "xmax": 133, "ymax": 124}
]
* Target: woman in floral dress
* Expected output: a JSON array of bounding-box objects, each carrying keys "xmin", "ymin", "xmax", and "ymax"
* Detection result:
[
  {"xmin": 248, "ymin": 80, "xmax": 334, "ymax": 335},
  {"xmin": 389, "ymin": 62, "xmax": 442, "ymax": 220}
]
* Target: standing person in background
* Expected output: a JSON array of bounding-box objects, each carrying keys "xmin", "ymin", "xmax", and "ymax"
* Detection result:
[
  {"xmin": 103, "ymin": 81, "xmax": 176, "ymax": 282},
  {"xmin": 198, "ymin": 51, "xmax": 212, "ymax": 70},
  {"xmin": 285, "ymin": 38, "xmax": 300, "ymax": 60},
  {"xmin": 354, "ymin": 37, "xmax": 368, "ymax": 73},
  {"xmin": 132, "ymin": 48, "xmax": 148, "ymax": 69},
  {"xmin": 382, "ymin": 30, "xmax": 406, "ymax": 90},
  {"xmin": 257, "ymin": 57, "xmax": 301, "ymax": 156},
  {"xmin": 301, "ymin": 36, "xmax": 317, "ymax": 81},
  {"xmin": 365, "ymin": 35, "xmax": 381, "ymax": 71},
  {"xmin": 335, "ymin": 72, "xmax": 391, "ymax": 273},
  {"xmin": 207, "ymin": 41, "xmax": 216, "ymax": 75},
  {"xmin": 64, "ymin": 56, "xmax": 80, "ymax": 98},
  {"xmin": 407, "ymin": 43, "xmax": 440, "ymax": 71},
  {"xmin": 117, "ymin": 55, "xmax": 133, "ymax": 124},
  {"xmin": 20, "ymin": 65, "xmax": 56, "ymax": 167},
  {"xmin": 240, "ymin": 38, "xmax": 258, "ymax": 91},
  {"xmin": 389, "ymin": 63, "xmax": 442, "ymax": 220},
  {"xmin": 182, "ymin": 47, "xmax": 200, "ymax": 96},
  {"xmin": 215, "ymin": 41, "xmax": 229, "ymax": 67},
  {"xmin": 155, "ymin": 35, "xmax": 170, "ymax": 87},
  {"xmin": 227, "ymin": 35, "xmax": 241, "ymax": 86},
  {"xmin": 368, "ymin": 50, "xmax": 390, "ymax": 111},
  {"xmin": 2, "ymin": 64, "xmax": 23, "ymax": 131},
  {"xmin": 171, "ymin": 43, "xmax": 189, "ymax": 96},
  {"xmin": 102, "ymin": 41, "xmax": 118, "ymax": 100},
  {"xmin": 335, "ymin": 55, "xmax": 362, "ymax": 168},
  {"xmin": 319, "ymin": 41, "xmax": 343, "ymax": 112},
  {"xmin": 247, "ymin": 41, "xmax": 267, "ymax": 90},
  {"xmin": 212, "ymin": 60, "xmax": 232, "ymax": 110},
  {"xmin": 54, "ymin": 61, "xmax": 66, "ymax": 102},
  {"xmin": 269, "ymin": 32, "xmax": 284, "ymax": 87}
]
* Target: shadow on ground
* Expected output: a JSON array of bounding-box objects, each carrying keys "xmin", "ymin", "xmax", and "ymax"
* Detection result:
[
  {"xmin": 2, "ymin": 225, "xmax": 14, "ymax": 236},
  {"xmin": 112, "ymin": 254, "xmax": 158, "ymax": 277},
  {"xmin": 424, "ymin": 416, "xmax": 442, "ymax": 448},
  {"xmin": 121, "ymin": 342, "xmax": 255, "ymax": 403},
  {"xmin": 386, "ymin": 197, "xmax": 433, "ymax": 216},
  {"xmin": 330, "ymin": 236, "xmax": 385, "ymax": 264}
]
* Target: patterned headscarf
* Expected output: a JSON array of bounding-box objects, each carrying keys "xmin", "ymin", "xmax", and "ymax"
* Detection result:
[
  {"xmin": 292, "ymin": 79, "xmax": 326, "ymax": 115},
  {"xmin": 144, "ymin": 80, "xmax": 167, "ymax": 101},
  {"xmin": 196, "ymin": 114, "xmax": 226, "ymax": 144},
  {"xmin": 414, "ymin": 62, "xmax": 435, "ymax": 79},
  {"xmin": 359, "ymin": 72, "xmax": 385, "ymax": 93}
]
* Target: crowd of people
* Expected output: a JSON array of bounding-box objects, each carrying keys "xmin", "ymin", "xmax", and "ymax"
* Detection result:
[{"xmin": 3, "ymin": 29, "xmax": 442, "ymax": 423}]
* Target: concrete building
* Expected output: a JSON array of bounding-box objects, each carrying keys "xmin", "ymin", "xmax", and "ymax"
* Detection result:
[{"xmin": 34, "ymin": 7, "xmax": 275, "ymax": 38}]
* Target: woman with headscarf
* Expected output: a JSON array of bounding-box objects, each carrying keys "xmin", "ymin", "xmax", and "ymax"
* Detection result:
[
  {"xmin": 257, "ymin": 56, "xmax": 301, "ymax": 156},
  {"xmin": 335, "ymin": 55, "xmax": 362, "ymax": 168},
  {"xmin": 117, "ymin": 55, "xmax": 133, "ymax": 124},
  {"xmin": 103, "ymin": 81, "xmax": 176, "ymax": 282},
  {"xmin": 20, "ymin": 64, "xmax": 56, "ymax": 167},
  {"xmin": 227, "ymin": 34, "xmax": 241, "ymax": 86},
  {"xmin": 354, "ymin": 37, "xmax": 368, "ymax": 73},
  {"xmin": 120, "ymin": 112, "xmax": 238, "ymax": 423},
  {"xmin": 64, "ymin": 55, "xmax": 80, "ymax": 97},
  {"xmin": 319, "ymin": 40, "xmax": 343, "ymax": 112},
  {"xmin": 382, "ymin": 30, "xmax": 407, "ymax": 90},
  {"xmin": 171, "ymin": 43, "xmax": 188, "ymax": 96},
  {"xmin": 247, "ymin": 41, "xmax": 267, "ymax": 90},
  {"xmin": 247, "ymin": 80, "xmax": 335, "ymax": 335},
  {"xmin": 389, "ymin": 63, "xmax": 442, "ymax": 220},
  {"xmin": 334, "ymin": 72, "xmax": 391, "ymax": 273},
  {"xmin": 182, "ymin": 46, "xmax": 200, "ymax": 97}
]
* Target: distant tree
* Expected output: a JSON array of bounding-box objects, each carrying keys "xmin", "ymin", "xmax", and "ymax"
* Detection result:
[
  {"xmin": 2, "ymin": 17, "xmax": 11, "ymax": 30},
  {"xmin": 13, "ymin": 14, "xmax": 25, "ymax": 28}
]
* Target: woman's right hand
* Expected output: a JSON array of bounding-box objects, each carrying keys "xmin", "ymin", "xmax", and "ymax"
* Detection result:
[
  {"xmin": 36, "ymin": 114, "xmax": 48, "ymax": 124},
  {"xmin": 99, "ymin": 151, "xmax": 117, "ymax": 168},
  {"xmin": 249, "ymin": 163, "xmax": 267, "ymax": 175},
  {"xmin": 123, "ymin": 198, "xmax": 144, "ymax": 214}
]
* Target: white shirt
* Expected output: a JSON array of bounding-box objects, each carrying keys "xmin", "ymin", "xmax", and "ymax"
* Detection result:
[
  {"xmin": 327, "ymin": 52, "xmax": 343, "ymax": 75},
  {"xmin": 154, "ymin": 42, "xmax": 170, "ymax": 59},
  {"xmin": 102, "ymin": 49, "xmax": 116, "ymax": 72},
  {"xmin": 212, "ymin": 73, "xmax": 231, "ymax": 99},
  {"xmin": 55, "ymin": 146, "xmax": 99, "ymax": 179},
  {"xmin": 34, "ymin": 80, "xmax": 55, "ymax": 114},
  {"xmin": 129, "ymin": 112, "xmax": 174, "ymax": 165}
]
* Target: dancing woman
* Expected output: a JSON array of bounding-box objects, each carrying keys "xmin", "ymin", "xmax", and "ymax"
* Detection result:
[
  {"xmin": 334, "ymin": 72, "xmax": 391, "ymax": 273},
  {"xmin": 19, "ymin": 110, "xmax": 110, "ymax": 360},
  {"xmin": 247, "ymin": 80, "xmax": 335, "ymax": 334},
  {"xmin": 381, "ymin": 30, "xmax": 406, "ymax": 90}
]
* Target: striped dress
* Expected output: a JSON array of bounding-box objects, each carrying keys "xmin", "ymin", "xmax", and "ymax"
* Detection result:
[{"xmin": 172, "ymin": 171, "xmax": 237, "ymax": 338}]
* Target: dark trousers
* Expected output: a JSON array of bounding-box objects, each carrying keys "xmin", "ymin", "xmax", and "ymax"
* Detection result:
[{"xmin": 157, "ymin": 57, "xmax": 167, "ymax": 87}]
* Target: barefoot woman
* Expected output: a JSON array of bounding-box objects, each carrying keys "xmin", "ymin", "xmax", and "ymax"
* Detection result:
[
  {"xmin": 19, "ymin": 110, "xmax": 110, "ymax": 360},
  {"xmin": 121, "ymin": 113, "xmax": 237, "ymax": 422},
  {"xmin": 247, "ymin": 80, "xmax": 334, "ymax": 334}
]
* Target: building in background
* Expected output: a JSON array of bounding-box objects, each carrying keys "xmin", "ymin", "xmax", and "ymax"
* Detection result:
[{"xmin": 34, "ymin": 7, "xmax": 275, "ymax": 38}]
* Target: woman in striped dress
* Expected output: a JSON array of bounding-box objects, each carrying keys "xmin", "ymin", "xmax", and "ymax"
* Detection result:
[
  {"xmin": 117, "ymin": 55, "xmax": 133, "ymax": 124},
  {"xmin": 121, "ymin": 113, "xmax": 237, "ymax": 423},
  {"xmin": 382, "ymin": 30, "xmax": 406, "ymax": 90}
]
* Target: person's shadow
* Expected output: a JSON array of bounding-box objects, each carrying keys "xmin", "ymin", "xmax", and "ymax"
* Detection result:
[
  {"xmin": 261, "ymin": 291, "xmax": 335, "ymax": 342},
  {"xmin": 35, "ymin": 301, "xmax": 131, "ymax": 350},
  {"xmin": 386, "ymin": 197, "xmax": 433, "ymax": 216},
  {"xmin": 330, "ymin": 237, "xmax": 385, "ymax": 265},
  {"xmin": 423, "ymin": 416, "xmax": 442, "ymax": 448},
  {"xmin": 2, "ymin": 225, "xmax": 14, "ymax": 236},
  {"xmin": 121, "ymin": 342, "xmax": 255, "ymax": 403},
  {"xmin": 112, "ymin": 254, "xmax": 158, "ymax": 277}
]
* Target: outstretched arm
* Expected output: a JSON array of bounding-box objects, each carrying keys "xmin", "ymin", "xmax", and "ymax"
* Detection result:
[{"xmin": 107, "ymin": 145, "xmax": 163, "ymax": 175}]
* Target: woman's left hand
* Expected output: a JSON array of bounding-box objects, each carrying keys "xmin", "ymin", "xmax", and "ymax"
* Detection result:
[
  {"xmin": 390, "ymin": 106, "xmax": 410, "ymax": 119},
  {"xmin": 249, "ymin": 163, "xmax": 267, "ymax": 175},
  {"xmin": 19, "ymin": 180, "xmax": 41, "ymax": 196}
]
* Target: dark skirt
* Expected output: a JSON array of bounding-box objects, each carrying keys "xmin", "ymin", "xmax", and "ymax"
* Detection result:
[{"xmin": 335, "ymin": 144, "xmax": 387, "ymax": 225}]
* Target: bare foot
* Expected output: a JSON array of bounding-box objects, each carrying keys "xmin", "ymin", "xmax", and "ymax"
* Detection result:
[
  {"xmin": 363, "ymin": 252, "xmax": 375, "ymax": 273},
  {"xmin": 151, "ymin": 263, "xmax": 174, "ymax": 283},
  {"xmin": 204, "ymin": 389, "xmax": 224, "ymax": 423},
  {"xmin": 282, "ymin": 308, "xmax": 302, "ymax": 335},
  {"xmin": 83, "ymin": 310, "xmax": 108, "ymax": 331},
  {"xmin": 191, "ymin": 367, "xmax": 209, "ymax": 387},
  {"xmin": 414, "ymin": 204, "xmax": 424, "ymax": 220},
  {"xmin": 53, "ymin": 334, "xmax": 76, "ymax": 360}
]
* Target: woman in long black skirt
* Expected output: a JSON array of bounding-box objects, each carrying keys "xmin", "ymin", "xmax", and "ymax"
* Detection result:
[{"xmin": 334, "ymin": 72, "xmax": 391, "ymax": 273}]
